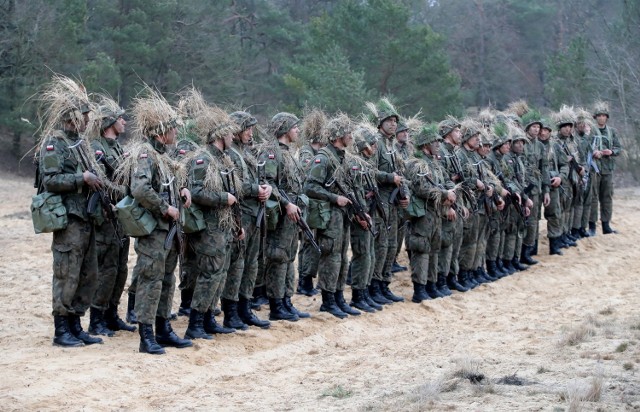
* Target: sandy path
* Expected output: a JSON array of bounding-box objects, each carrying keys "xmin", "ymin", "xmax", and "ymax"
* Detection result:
[{"xmin": 1, "ymin": 172, "xmax": 639, "ymax": 411}]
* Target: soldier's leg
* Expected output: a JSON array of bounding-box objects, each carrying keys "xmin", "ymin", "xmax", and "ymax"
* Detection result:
[
  {"xmin": 589, "ymin": 172, "xmax": 602, "ymax": 225},
  {"xmin": 297, "ymin": 235, "xmax": 320, "ymax": 295},
  {"xmin": 266, "ymin": 219, "xmax": 298, "ymax": 321},
  {"xmin": 393, "ymin": 209, "xmax": 408, "ymax": 271},
  {"xmin": 459, "ymin": 213, "xmax": 479, "ymax": 272},
  {"xmin": 316, "ymin": 211, "xmax": 345, "ymax": 293},
  {"xmin": 239, "ymin": 218, "xmax": 261, "ymax": 300},
  {"xmin": 110, "ymin": 236, "xmax": 130, "ymax": 308},
  {"xmin": 600, "ymin": 173, "xmax": 614, "ymax": 223},
  {"xmin": 524, "ymin": 194, "xmax": 540, "ymax": 247},
  {"xmin": 449, "ymin": 217, "xmax": 464, "ymax": 276},
  {"xmin": 382, "ymin": 205, "xmax": 399, "ymax": 282},
  {"xmin": 177, "ymin": 243, "xmax": 198, "ymax": 315},
  {"xmin": 132, "ymin": 230, "xmax": 169, "ymax": 325},
  {"xmin": 545, "ymin": 188, "xmax": 564, "ymax": 255},
  {"xmin": 580, "ymin": 175, "xmax": 594, "ymax": 231},
  {"xmin": 373, "ymin": 203, "xmax": 391, "ymax": 282},
  {"xmin": 474, "ymin": 213, "xmax": 489, "ymax": 271},
  {"xmin": 350, "ymin": 225, "xmax": 371, "ymax": 291},
  {"xmin": 89, "ymin": 229, "xmax": 119, "ymax": 336}
]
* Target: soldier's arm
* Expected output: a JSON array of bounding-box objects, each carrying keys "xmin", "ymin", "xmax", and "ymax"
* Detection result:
[
  {"xmin": 610, "ymin": 128, "xmax": 622, "ymax": 156},
  {"xmin": 189, "ymin": 158, "xmax": 229, "ymax": 208},
  {"xmin": 304, "ymin": 155, "xmax": 339, "ymax": 203},
  {"xmin": 258, "ymin": 150, "xmax": 288, "ymax": 208},
  {"xmin": 130, "ymin": 156, "xmax": 170, "ymax": 217},
  {"xmin": 41, "ymin": 140, "xmax": 85, "ymax": 193}
]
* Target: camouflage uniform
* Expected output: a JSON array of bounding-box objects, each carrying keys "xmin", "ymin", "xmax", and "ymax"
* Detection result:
[
  {"xmin": 589, "ymin": 124, "xmax": 622, "ymax": 229},
  {"xmin": 39, "ymin": 130, "xmax": 98, "ymax": 318},
  {"xmin": 394, "ymin": 140, "xmax": 412, "ymax": 265},
  {"xmin": 523, "ymin": 137, "xmax": 549, "ymax": 249},
  {"xmin": 543, "ymin": 136, "xmax": 570, "ymax": 252},
  {"xmin": 296, "ymin": 143, "xmax": 321, "ymax": 289},
  {"xmin": 438, "ymin": 140, "xmax": 464, "ymax": 280},
  {"xmin": 502, "ymin": 146, "xmax": 529, "ymax": 263},
  {"xmin": 557, "ymin": 133, "xmax": 584, "ymax": 237}
]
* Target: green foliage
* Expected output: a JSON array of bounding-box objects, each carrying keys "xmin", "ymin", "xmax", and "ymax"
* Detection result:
[{"xmin": 545, "ymin": 37, "xmax": 591, "ymax": 108}]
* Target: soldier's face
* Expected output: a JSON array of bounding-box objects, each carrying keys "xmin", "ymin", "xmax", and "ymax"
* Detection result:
[
  {"xmin": 162, "ymin": 127, "xmax": 177, "ymax": 145},
  {"xmin": 466, "ymin": 134, "xmax": 480, "ymax": 149},
  {"xmin": 449, "ymin": 127, "xmax": 462, "ymax": 145},
  {"xmin": 286, "ymin": 125, "xmax": 299, "ymax": 143},
  {"xmin": 528, "ymin": 124, "xmax": 540, "ymax": 137},
  {"xmin": 223, "ymin": 132, "xmax": 234, "ymax": 149},
  {"xmin": 380, "ymin": 117, "xmax": 397, "ymax": 137},
  {"xmin": 396, "ymin": 130, "xmax": 408, "ymax": 143},
  {"xmin": 560, "ymin": 124, "xmax": 572, "ymax": 137},
  {"xmin": 428, "ymin": 141, "xmax": 440, "ymax": 156},
  {"xmin": 539, "ymin": 128, "xmax": 551, "ymax": 141},
  {"xmin": 240, "ymin": 127, "xmax": 253, "ymax": 145},
  {"xmin": 596, "ymin": 114, "xmax": 608, "ymax": 127},
  {"xmin": 499, "ymin": 142, "xmax": 510, "ymax": 154},
  {"xmin": 478, "ymin": 145, "xmax": 490, "ymax": 156},
  {"xmin": 114, "ymin": 116, "xmax": 126, "ymax": 135},
  {"xmin": 512, "ymin": 140, "xmax": 524, "ymax": 153}
]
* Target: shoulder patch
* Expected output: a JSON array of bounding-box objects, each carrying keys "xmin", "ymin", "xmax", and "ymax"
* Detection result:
[
  {"xmin": 196, "ymin": 159, "xmax": 204, "ymax": 165},
  {"xmin": 305, "ymin": 159, "xmax": 310, "ymax": 164},
  {"xmin": 46, "ymin": 145, "xmax": 54, "ymax": 151},
  {"xmin": 268, "ymin": 153, "xmax": 275, "ymax": 159},
  {"xmin": 179, "ymin": 149, "xmax": 186, "ymax": 155},
  {"xmin": 124, "ymin": 152, "xmax": 130, "ymax": 158},
  {"xmin": 315, "ymin": 158, "xmax": 321, "ymax": 163},
  {"xmin": 352, "ymin": 166, "xmax": 359, "ymax": 170},
  {"xmin": 95, "ymin": 150, "xmax": 103, "ymax": 156},
  {"xmin": 140, "ymin": 153, "xmax": 148, "ymax": 159}
]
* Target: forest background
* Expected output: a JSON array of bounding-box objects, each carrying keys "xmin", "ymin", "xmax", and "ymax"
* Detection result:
[{"xmin": 1, "ymin": 0, "xmax": 638, "ymax": 180}]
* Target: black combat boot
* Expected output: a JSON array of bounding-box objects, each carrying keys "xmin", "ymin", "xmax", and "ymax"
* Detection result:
[
  {"xmin": 495, "ymin": 259, "xmax": 509, "ymax": 276},
  {"xmin": 446, "ymin": 272, "xmax": 469, "ymax": 292},
  {"xmin": 350, "ymin": 289, "xmax": 376, "ymax": 313},
  {"xmin": 486, "ymin": 260, "xmax": 500, "ymax": 278},
  {"xmin": 222, "ymin": 298, "xmax": 249, "ymax": 331},
  {"xmin": 346, "ymin": 263, "xmax": 353, "ymax": 286},
  {"xmin": 105, "ymin": 305, "xmax": 136, "ymax": 332},
  {"xmin": 380, "ymin": 281, "xmax": 404, "ymax": 302},
  {"xmin": 363, "ymin": 287, "xmax": 383, "ymax": 311},
  {"xmin": 203, "ymin": 309, "xmax": 236, "ymax": 334},
  {"xmin": 155, "ymin": 317, "xmax": 192, "ymax": 348},
  {"xmin": 602, "ymin": 221, "xmax": 617, "ymax": 234},
  {"xmin": 411, "ymin": 282, "xmax": 431, "ymax": 303},
  {"xmin": 566, "ymin": 230, "xmax": 578, "ymax": 242},
  {"xmin": 502, "ymin": 259, "xmax": 516, "ymax": 274},
  {"xmin": 571, "ymin": 228, "xmax": 582, "ymax": 239},
  {"xmin": 138, "ymin": 323, "xmax": 165, "ymax": 355},
  {"xmin": 178, "ymin": 288, "xmax": 193, "ymax": 317},
  {"xmin": 391, "ymin": 260, "xmax": 407, "ymax": 273},
  {"xmin": 238, "ymin": 297, "xmax": 271, "ymax": 329},
  {"xmin": 296, "ymin": 276, "xmax": 318, "ymax": 297},
  {"xmin": 562, "ymin": 233, "xmax": 577, "ymax": 247},
  {"xmin": 479, "ymin": 266, "xmax": 496, "ymax": 282},
  {"xmin": 268, "ymin": 298, "xmax": 298, "ymax": 321},
  {"xmin": 457, "ymin": 270, "xmax": 473, "ymax": 289},
  {"xmin": 251, "ymin": 285, "xmax": 269, "ymax": 310},
  {"xmin": 89, "ymin": 307, "xmax": 115, "ymax": 337},
  {"xmin": 579, "ymin": 227, "xmax": 590, "ymax": 238},
  {"xmin": 426, "ymin": 281, "xmax": 445, "ymax": 298},
  {"xmin": 68, "ymin": 314, "xmax": 103, "ymax": 345},
  {"xmin": 437, "ymin": 273, "xmax": 452, "ymax": 296},
  {"xmin": 467, "ymin": 270, "xmax": 481, "ymax": 288},
  {"xmin": 335, "ymin": 290, "xmax": 360, "ymax": 316},
  {"xmin": 520, "ymin": 245, "xmax": 539, "ymax": 265},
  {"xmin": 126, "ymin": 292, "xmax": 137, "ymax": 324},
  {"xmin": 531, "ymin": 239, "xmax": 539, "ymax": 256},
  {"xmin": 53, "ymin": 315, "xmax": 83, "ymax": 347},
  {"xmin": 549, "ymin": 237, "xmax": 564, "ymax": 256},
  {"xmin": 283, "ymin": 296, "xmax": 311, "ymax": 318},
  {"xmin": 185, "ymin": 310, "xmax": 213, "ymax": 340},
  {"xmin": 588, "ymin": 221, "xmax": 597, "ymax": 236},
  {"xmin": 319, "ymin": 290, "xmax": 348, "ymax": 319},
  {"xmin": 369, "ymin": 280, "xmax": 393, "ymax": 305},
  {"xmin": 511, "ymin": 257, "xmax": 529, "ymax": 271}
]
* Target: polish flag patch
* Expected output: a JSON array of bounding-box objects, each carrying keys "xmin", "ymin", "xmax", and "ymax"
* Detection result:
[
  {"xmin": 179, "ymin": 149, "xmax": 186, "ymax": 155},
  {"xmin": 268, "ymin": 153, "xmax": 275, "ymax": 159},
  {"xmin": 139, "ymin": 153, "xmax": 148, "ymax": 159},
  {"xmin": 352, "ymin": 166, "xmax": 359, "ymax": 170},
  {"xmin": 95, "ymin": 150, "xmax": 103, "ymax": 156},
  {"xmin": 314, "ymin": 158, "xmax": 321, "ymax": 163},
  {"xmin": 196, "ymin": 159, "xmax": 204, "ymax": 165},
  {"xmin": 124, "ymin": 152, "xmax": 130, "ymax": 158},
  {"xmin": 46, "ymin": 145, "xmax": 54, "ymax": 151}
]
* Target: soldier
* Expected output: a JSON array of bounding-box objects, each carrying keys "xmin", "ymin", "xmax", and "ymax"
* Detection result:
[
  {"xmin": 87, "ymin": 96, "xmax": 136, "ymax": 337},
  {"xmin": 365, "ymin": 98, "xmax": 409, "ymax": 304},
  {"xmin": 222, "ymin": 110, "xmax": 272, "ymax": 329},
  {"xmin": 391, "ymin": 119, "xmax": 412, "ymax": 274},
  {"xmin": 296, "ymin": 109, "xmax": 327, "ymax": 296},
  {"xmin": 541, "ymin": 116, "xmax": 570, "ymax": 255},
  {"xmin": 348, "ymin": 125, "xmax": 383, "ymax": 312},
  {"xmin": 437, "ymin": 117, "xmax": 470, "ymax": 292},
  {"xmin": 405, "ymin": 124, "xmax": 456, "ymax": 302},
  {"xmin": 35, "ymin": 75, "xmax": 103, "ymax": 347},
  {"xmin": 305, "ymin": 114, "xmax": 364, "ymax": 318},
  {"xmin": 259, "ymin": 113, "xmax": 310, "ymax": 321},
  {"xmin": 520, "ymin": 109, "xmax": 549, "ymax": 263},
  {"xmin": 574, "ymin": 109, "xmax": 595, "ymax": 239},
  {"xmin": 117, "ymin": 87, "xmax": 193, "ymax": 354},
  {"xmin": 588, "ymin": 101, "xmax": 623, "ymax": 235}
]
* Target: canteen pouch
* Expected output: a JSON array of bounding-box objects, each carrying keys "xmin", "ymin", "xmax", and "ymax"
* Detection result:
[
  {"xmin": 115, "ymin": 195, "xmax": 157, "ymax": 237},
  {"xmin": 182, "ymin": 202, "xmax": 206, "ymax": 233},
  {"xmin": 306, "ymin": 199, "xmax": 331, "ymax": 230},
  {"xmin": 31, "ymin": 192, "xmax": 68, "ymax": 234}
]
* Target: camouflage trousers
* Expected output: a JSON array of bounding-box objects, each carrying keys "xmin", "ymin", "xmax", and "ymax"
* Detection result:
[
  {"xmin": 349, "ymin": 216, "xmax": 376, "ymax": 290},
  {"xmin": 51, "ymin": 216, "xmax": 98, "ymax": 317},
  {"xmin": 132, "ymin": 228, "xmax": 178, "ymax": 324},
  {"xmin": 579, "ymin": 173, "xmax": 595, "ymax": 229},
  {"xmin": 589, "ymin": 172, "xmax": 614, "ymax": 223},
  {"xmin": 265, "ymin": 215, "xmax": 298, "ymax": 299},
  {"xmin": 238, "ymin": 214, "xmax": 264, "ymax": 301},
  {"xmin": 298, "ymin": 230, "xmax": 320, "ymax": 280},
  {"xmin": 316, "ymin": 209, "xmax": 350, "ymax": 293},
  {"xmin": 178, "ymin": 240, "xmax": 198, "ymax": 292},
  {"xmin": 459, "ymin": 212, "xmax": 480, "ymax": 271},
  {"xmin": 222, "ymin": 214, "xmax": 255, "ymax": 302},
  {"xmin": 523, "ymin": 193, "xmax": 541, "ymax": 247},
  {"xmin": 373, "ymin": 201, "xmax": 397, "ymax": 282},
  {"xmin": 92, "ymin": 221, "xmax": 130, "ymax": 311},
  {"xmin": 395, "ymin": 208, "xmax": 408, "ymax": 260},
  {"xmin": 408, "ymin": 210, "xmax": 441, "ymax": 285},
  {"xmin": 438, "ymin": 214, "xmax": 463, "ymax": 276},
  {"xmin": 473, "ymin": 213, "xmax": 489, "ymax": 269},
  {"xmin": 544, "ymin": 188, "xmax": 563, "ymax": 238},
  {"xmin": 485, "ymin": 210, "xmax": 504, "ymax": 261},
  {"xmin": 503, "ymin": 207, "xmax": 524, "ymax": 260},
  {"xmin": 560, "ymin": 182, "xmax": 575, "ymax": 233},
  {"xmin": 190, "ymin": 226, "xmax": 232, "ymax": 313}
]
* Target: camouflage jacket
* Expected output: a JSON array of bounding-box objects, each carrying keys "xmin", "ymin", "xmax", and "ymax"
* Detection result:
[
  {"xmin": 406, "ymin": 151, "xmax": 452, "ymax": 216},
  {"xmin": 374, "ymin": 133, "xmax": 408, "ymax": 197},
  {"xmin": 227, "ymin": 141, "xmax": 262, "ymax": 217},
  {"xmin": 258, "ymin": 141, "xmax": 304, "ymax": 209},
  {"xmin": 523, "ymin": 138, "xmax": 550, "ymax": 195},
  {"xmin": 592, "ymin": 125, "xmax": 623, "ymax": 174},
  {"xmin": 188, "ymin": 144, "xmax": 232, "ymax": 224},
  {"xmin": 304, "ymin": 144, "xmax": 347, "ymax": 207}
]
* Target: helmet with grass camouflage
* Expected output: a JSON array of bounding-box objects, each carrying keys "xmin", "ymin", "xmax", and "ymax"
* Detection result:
[
  {"xmin": 99, "ymin": 106, "xmax": 125, "ymax": 130},
  {"xmin": 270, "ymin": 112, "xmax": 300, "ymax": 138},
  {"xmin": 438, "ymin": 117, "xmax": 461, "ymax": 138},
  {"xmin": 592, "ymin": 101, "xmax": 610, "ymax": 119},
  {"xmin": 413, "ymin": 123, "xmax": 442, "ymax": 147},
  {"xmin": 521, "ymin": 109, "xmax": 542, "ymax": 132},
  {"xmin": 230, "ymin": 111, "xmax": 257, "ymax": 132},
  {"xmin": 491, "ymin": 122, "xmax": 512, "ymax": 150}
]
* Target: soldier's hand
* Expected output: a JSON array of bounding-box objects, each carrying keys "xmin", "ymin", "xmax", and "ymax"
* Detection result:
[
  {"xmin": 602, "ymin": 149, "xmax": 613, "ymax": 156},
  {"xmin": 83, "ymin": 170, "xmax": 103, "ymax": 191},
  {"xmin": 237, "ymin": 228, "xmax": 246, "ymax": 241},
  {"xmin": 355, "ymin": 215, "xmax": 369, "ymax": 230},
  {"xmin": 497, "ymin": 198, "xmax": 505, "ymax": 211},
  {"xmin": 180, "ymin": 188, "xmax": 192, "ymax": 208},
  {"xmin": 524, "ymin": 206, "xmax": 531, "ymax": 217},
  {"xmin": 393, "ymin": 174, "xmax": 403, "ymax": 186},
  {"xmin": 166, "ymin": 206, "xmax": 180, "ymax": 221},
  {"xmin": 525, "ymin": 198, "xmax": 533, "ymax": 209},
  {"xmin": 476, "ymin": 179, "xmax": 485, "ymax": 191},
  {"xmin": 336, "ymin": 196, "xmax": 351, "ymax": 207},
  {"xmin": 227, "ymin": 194, "xmax": 238, "ymax": 205},
  {"xmin": 486, "ymin": 185, "xmax": 494, "ymax": 197},
  {"xmin": 543, "ymin": 193, "xmax": 551, "ymax": 207},
  {"xmin": 579, "ymin": 166, "xmax": 586, "ymax": 176},
  {"xmin": 286, "ymin": 203, "xmax": 301, "ymax": 223},
  {"xmin": 398, "ymin": 195, "xmax": 410, "ymax": 209},
  {"xmin": 447, "ymin": 207, "xmax": 457, "ymax": 221},
  {"xmin": 550, "ymin": 177, "xmax": 561, "ymax": 187},
  {"xmin": 365, "ymin": 190, "xmax": 375, "ymax": 199},
  {"xmin": 258, "ymin": 184, "xmax": 272, "ymax": 202},
  {"xmin": 501, "ymin": 188, "xmax": 509, "ymax": 198},
  {"xmin": 514, "ymin": 192, "xmax": 522, "ymax": 204},
  {"xmin": 446, "ymin": 190, "xmax": 456, "ymax": 204},
  {"xmin": 451, "ymin": 173, "xmax": 461, "ymax": 182}
]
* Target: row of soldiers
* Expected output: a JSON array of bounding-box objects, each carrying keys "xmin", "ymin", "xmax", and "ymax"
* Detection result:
[{"xmin": 34, "ymin": 75, "xmax": 621, "ymax": 354}]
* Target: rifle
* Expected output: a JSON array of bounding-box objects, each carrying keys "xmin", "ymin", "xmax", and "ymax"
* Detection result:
[
  {"xmin": 417, "ymin": 170, "xmax": 461, "ymax": 216},
  {"xmin": 326, "ymin": 175, "xmax": 377, "ymax": 237},
  {"xmin": 256, "ymin": 161, "xmax": 267, "ymax": 266},
  {"xmin": 476, "ymin": 162, "xmax": 493, "ymax": 216},
  {"xmin": 69, "ymin": 139, "xmax": 124, "ymax": 247},
  {"xmin": 363, "ymin": 171, "xmax": 389, "ymax": 230},
  {"xmin": 221, "ymin": 168, "xmax": 244, "ymax": 241},
  {"xmin": 386, "ymin": 147, "xmax": 408, "ymax": 205},
  {"xmin": 279, "ymin": 190, "xmax": 321, "ymax": 253},
  {"xmin": 561, "ymin": 141, "xmax": 584, "ymax": 185},
  {"xmin": 444, "ymin": 152, "xmax": 466, "ymax": 183}
]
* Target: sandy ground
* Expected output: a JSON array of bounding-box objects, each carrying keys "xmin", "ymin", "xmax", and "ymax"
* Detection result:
[{"xmin": 1, "ymin": 171, "xmax": 640, "ymax": 411}]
